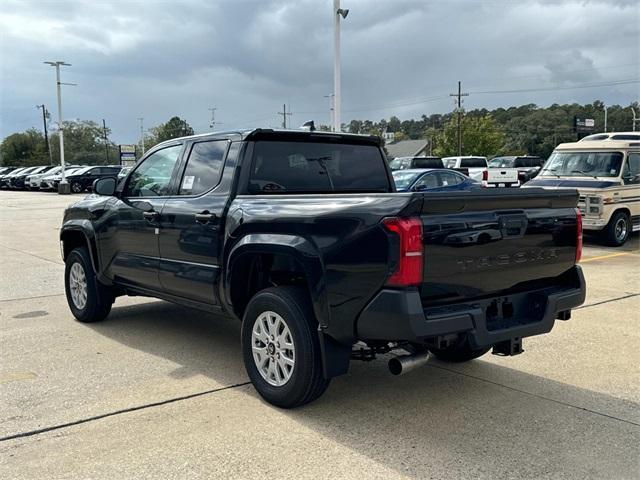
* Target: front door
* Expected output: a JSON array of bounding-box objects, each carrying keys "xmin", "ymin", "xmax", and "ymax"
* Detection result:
[
  {"xmin": 158, "ymin": 139, "xmax": 232, "ymax": 304},
  {"xmin": 101, "ymin": 144, "xmax": 184, "ymax": 291}
]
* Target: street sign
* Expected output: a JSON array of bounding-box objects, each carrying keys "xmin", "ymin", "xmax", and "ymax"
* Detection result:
[{"xmin": 119, "ymin": 144, "xmax": 137, "ymax": 166}]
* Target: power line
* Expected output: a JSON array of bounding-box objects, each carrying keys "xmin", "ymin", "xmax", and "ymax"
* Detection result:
[{"xmin": 470, "ymin": 78, "xmax": 640, "ymax": 95}]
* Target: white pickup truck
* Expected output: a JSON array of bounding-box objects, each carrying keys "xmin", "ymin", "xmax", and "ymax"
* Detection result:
[
  {"xmin": 442, "ymin": 156, "xmax": 487, "ymax": 182},
  {"xmin": 485, "ymin": 156, "xmax": 545, "ymax": 187}
]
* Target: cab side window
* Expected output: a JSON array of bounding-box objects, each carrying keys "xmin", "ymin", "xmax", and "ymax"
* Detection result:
[
  {"xmin": 124, "ymin": 145, "xmax": 182, "ymax": 197},
  {"xmin": 622, "ymin": 153, "xmax": 640, "ymax": 184},
  {"xmin": 179, "ymin": 140, "xmax": 228, "ymax": 195}
]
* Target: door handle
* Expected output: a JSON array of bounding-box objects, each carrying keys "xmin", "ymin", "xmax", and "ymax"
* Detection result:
[
  {"xmin": 195, "ymin": 211, "xmax": 216, "ymax": 224},
  {"xmin": 142, "ymin": 210, "xmax": 159, "ymax": 222}
]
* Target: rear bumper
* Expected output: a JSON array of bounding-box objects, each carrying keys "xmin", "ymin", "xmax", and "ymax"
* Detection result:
[{"xmin": 357, "ymin": 266, "xmax": 586, "ymax": 348}]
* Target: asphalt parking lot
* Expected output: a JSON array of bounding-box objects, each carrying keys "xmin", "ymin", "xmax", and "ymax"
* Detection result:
[{"xmin": 1, "ymin": 190, "xmax": 638, "ymax": 480}]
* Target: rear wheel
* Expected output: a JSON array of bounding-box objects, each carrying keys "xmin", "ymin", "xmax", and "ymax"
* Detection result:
[
  {"xmin": 429, "ymin": 339, "xmax": 490, "ymax": 363},
  {"xmin": 604, "ymin": 211, "xmax": 631, "ymax": 246},
  {"xmin": 241, "ymin": 287, "xmax": 330, "ymax": 408},
  {"xmin": 71, "ymin": 181, "xmax": 84, "ymax": 193},
  {"xmin": 65, "ymin": 247, "xmax": 113, "ymax": 323}
]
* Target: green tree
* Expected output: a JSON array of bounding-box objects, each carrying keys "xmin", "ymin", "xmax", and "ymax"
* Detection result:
[
  {"xmin": 49, "ymin": 120, "xmax": 117, "ymax": 165},
  {"xmin": 153, "ymin": 116, "xmax": 194, "ymax": 144},
  {"xmin": 434, "ymin": 115, "xmax": 505, "ymax": 157},
  {"xmin": 0, "ymin": 129, "xmax": 48, "ymax": 166}
]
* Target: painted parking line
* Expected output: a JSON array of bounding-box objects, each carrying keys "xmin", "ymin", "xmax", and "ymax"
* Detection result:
[{"xmin": 580, "ymin": 252, "xmax": 635, "ymax": 263}]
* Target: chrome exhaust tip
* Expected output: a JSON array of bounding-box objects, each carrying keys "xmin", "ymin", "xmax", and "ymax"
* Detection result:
[{"xmin": 388, "ymin": 352, "xmax": 430, "ymax": 376}]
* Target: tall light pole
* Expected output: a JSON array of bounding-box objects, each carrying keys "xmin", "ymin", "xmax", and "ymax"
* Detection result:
[
  {"xmin": 324, "ymin": 94, "xmax": 335, "ymax": 129},
  {"xmin": 604, "ymin": 105, "xmax": 608, "ymax": 132},
  {"xmin": 333, "ymin": 1, "xmax": 348, "ymax": 132},
  {"xmin": 44, "ymin": 61, "xmax": 72, "ymax": 194},
  {"xmin": 632, "ymin": 107, "xmax": 639, "ymax": 132}
]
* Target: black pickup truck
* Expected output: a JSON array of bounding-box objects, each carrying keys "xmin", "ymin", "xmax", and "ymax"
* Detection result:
[{"xmin": 60, "ymin": 129, "xmax": 585, "ymax": 408}]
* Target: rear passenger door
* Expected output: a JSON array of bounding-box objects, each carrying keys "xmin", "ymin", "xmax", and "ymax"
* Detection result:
[{"xmin": 157, "ymin": 139, "xmax": 233, "ymax": 305}]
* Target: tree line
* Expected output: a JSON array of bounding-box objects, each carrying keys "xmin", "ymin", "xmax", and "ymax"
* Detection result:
[
  {"xmin": 1, "ymin": 101, "xmax": 638, "ymax": 166},
  {"xmin": 0, "ymin": 116, "xmax": 194, "ymax": 167},
  {"xmin": 350, "ymin": 101, "xmax": 638, "ymax": 158}
]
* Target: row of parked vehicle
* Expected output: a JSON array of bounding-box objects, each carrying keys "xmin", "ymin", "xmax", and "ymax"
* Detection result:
[
  {"xmin": 0, "ymin": 164, "xmax": 127, "ymax": 192},
  {"xmin": 388, "ymin": 154, "xmax": 545, "ymax": 189},
  {"xmin": 388, "ymin": 133, "xmax": 640, "ymax": 246}
]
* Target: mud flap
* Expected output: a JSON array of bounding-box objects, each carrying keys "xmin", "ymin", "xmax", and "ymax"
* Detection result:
[{"xmin": 318, "ymin": 330, "xmax": 351, "ymax": 378}]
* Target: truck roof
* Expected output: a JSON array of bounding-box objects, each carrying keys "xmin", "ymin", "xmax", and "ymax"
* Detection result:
[
  {"xmin": 152, "ymin": 128, "xmax": 382, "ymax": 149},
  {"xmin": 555, "ymin": 140, "xmax": 640, "ymax": 150}
]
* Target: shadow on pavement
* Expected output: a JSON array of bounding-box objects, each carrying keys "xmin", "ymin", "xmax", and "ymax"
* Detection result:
[{"xmin": 89, "ymin": 299, "xmax": 640, "ymax": 479}]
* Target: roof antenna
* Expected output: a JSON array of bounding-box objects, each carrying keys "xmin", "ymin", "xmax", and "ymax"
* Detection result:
[{"xmin": 300, "ymin": 120, "xmax": 316, "ymax": 131}]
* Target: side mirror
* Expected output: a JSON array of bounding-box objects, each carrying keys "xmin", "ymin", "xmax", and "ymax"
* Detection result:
[{"xmin": 93, "ymin": 177, "xmax": 116, "ymax": 196}]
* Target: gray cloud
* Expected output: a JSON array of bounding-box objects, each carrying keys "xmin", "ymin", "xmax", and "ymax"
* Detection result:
[{"xmin": 1, "ymin": 0, "xmax": 638, "ymax": 143}]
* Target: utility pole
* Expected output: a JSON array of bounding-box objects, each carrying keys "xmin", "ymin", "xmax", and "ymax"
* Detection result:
[
  {"xmin": 632, "ymin": 107, "xmax": 639, "ymax": 132},
  {"xmin": 44, "ymin": 61, "xmax": 73, "ymax": 194},
  {"xmin": 449, "ymin": 81, "xmax": 469, "ymax": 156},
  {"xmin": 102, "ymin": 119, "xmax": 110, "ymax": 164},
  {"xmin": 208, "ymin": 107, "xmax": 222, "ymax": 130},
  {"xmin": 138, "ymin": 117, "xmax": 145, "ymax": 154},
  {"xmin": 277, "ymin": 104, "xmax": 292, "ymax": 129},
  {"xmin": 604, "ymin": 105, "xmax": 608, "ymax": 132},
  {"xmin": 333, "ymin": 0, "xmax": 349, "ymax": 132},
  {"xmin": 36, "ymin": 104, "xmax": 52, "ymax": 165}
]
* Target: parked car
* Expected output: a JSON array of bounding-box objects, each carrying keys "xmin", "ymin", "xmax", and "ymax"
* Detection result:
[
  {"xmin": 442, "ymin": 156, "xmax": 488, "ymax": 182},
  {"xmin": 488, "ymin": 156, "xmax": 545, "ymax": 185},
  {"xmin": 12, "ymin": 165, "xmax": 55, "ymax": 190},
  {"xmin": 1, "ymin": 166, "xmax": 40, "ymax": 189},
  {"xmin": 0, "ymin": 166, "xmax": 19, "ymax": 176},
  {"xmin": 61, "ymin": 128, "xmax": 585, "ymax": 408},
  {"xmin": 39, "ymin": 167, "xmax": 84, "ymax": 191},
  {"xmin": 0, "ymin": 166, "xmax": 20, "ymax": 186},
  {"xmin": 389, "ymin": 156, "xmax": 444, "ymax": 170},
  {"xmin": 26, "ymin": 166, "xmax": 70, "ymax": 190},
  {"xmin": 524, "ymin": 139, "xmax": 639, "ymax": 246},
  {"xmin": 65, "ymin": 165, "xmax": 122, "ymax": 193},
  {"xmin": 392, "ymin": 168, "xmax": 479, "ymax": 192}
]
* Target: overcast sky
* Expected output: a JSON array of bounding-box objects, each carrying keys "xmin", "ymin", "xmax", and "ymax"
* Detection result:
[{"xmin": 1, "ymin": 0, "xmax": 639, "ymax": 144}]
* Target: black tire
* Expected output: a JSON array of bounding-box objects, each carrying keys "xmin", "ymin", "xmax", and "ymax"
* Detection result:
[
  {"xmin": 603, "ymin": 211, "xmax": 631, "ymax": 247},
  {"xmin": 241, "ymin": 287, "xmax": 330, "ymax": 408},
  {"xmin": 429, "ymin": 339, "xmax": 490, "ymax": 363},
  {"xmin": 71, "ymin": 181, "xmax": 84, "ymax": 193},
  {"xmin": 64, "ymin": 247, "xmax": 113, "ymax": 323}
]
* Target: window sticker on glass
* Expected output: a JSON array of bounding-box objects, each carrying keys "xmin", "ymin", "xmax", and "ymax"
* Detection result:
[
  {"xmin": 442, "ymin": 180, "xmax": 449, "ymax": 186},
  {"xmin": 182, "ymin": 175, "xmax": 195, "ymax": 190}
]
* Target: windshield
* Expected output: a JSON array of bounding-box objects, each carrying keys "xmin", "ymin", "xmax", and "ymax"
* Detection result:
[
  {"xmin": 249, "ymin": 141, "xmax": 390, "ymax": 193},
  {"xmin": 540, "ymin": 151, "xmax": 624, "ymax": 178},
  {"xmin": 392, "ymin": 171, "xmax": 420, "ymax": 190},
  {"xmin": 69, "ymin": 166, "xmax": 92, "ymax": 176},
  {"xmin": 489, "ymin": 157, "xmax": 514, "ymax": 168}
]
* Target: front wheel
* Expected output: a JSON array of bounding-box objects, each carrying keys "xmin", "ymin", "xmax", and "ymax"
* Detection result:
[
  {"xmin": 604, "ymin": 211, "xmax": 631, "ymax": 246},
  {"xmin": 241, "ymin": 287, "xmax": 330, "ymax": 408},
  {"xmin": 429, "ymin": 339, "xmax": 490, "ymax": 363},
  {"xmin": 71, "ymin": 181, "xmax": 84, "ymax": 193},
  {"xmin": 65, "ymin": 247, "xmax": 113, "ymax": 323}
]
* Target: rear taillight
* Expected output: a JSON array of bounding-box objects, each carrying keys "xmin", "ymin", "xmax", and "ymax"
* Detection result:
[
  {"xmin": 575, "ymin": 207, "xmax": 583, "ymax": 263},
  {"xmin": 482, "ymin": 170, "xmax": 488, "ymax": 181},
  {"xmin": 382, "ymin": 217, "xmax": 423, "ymax": 287}
]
